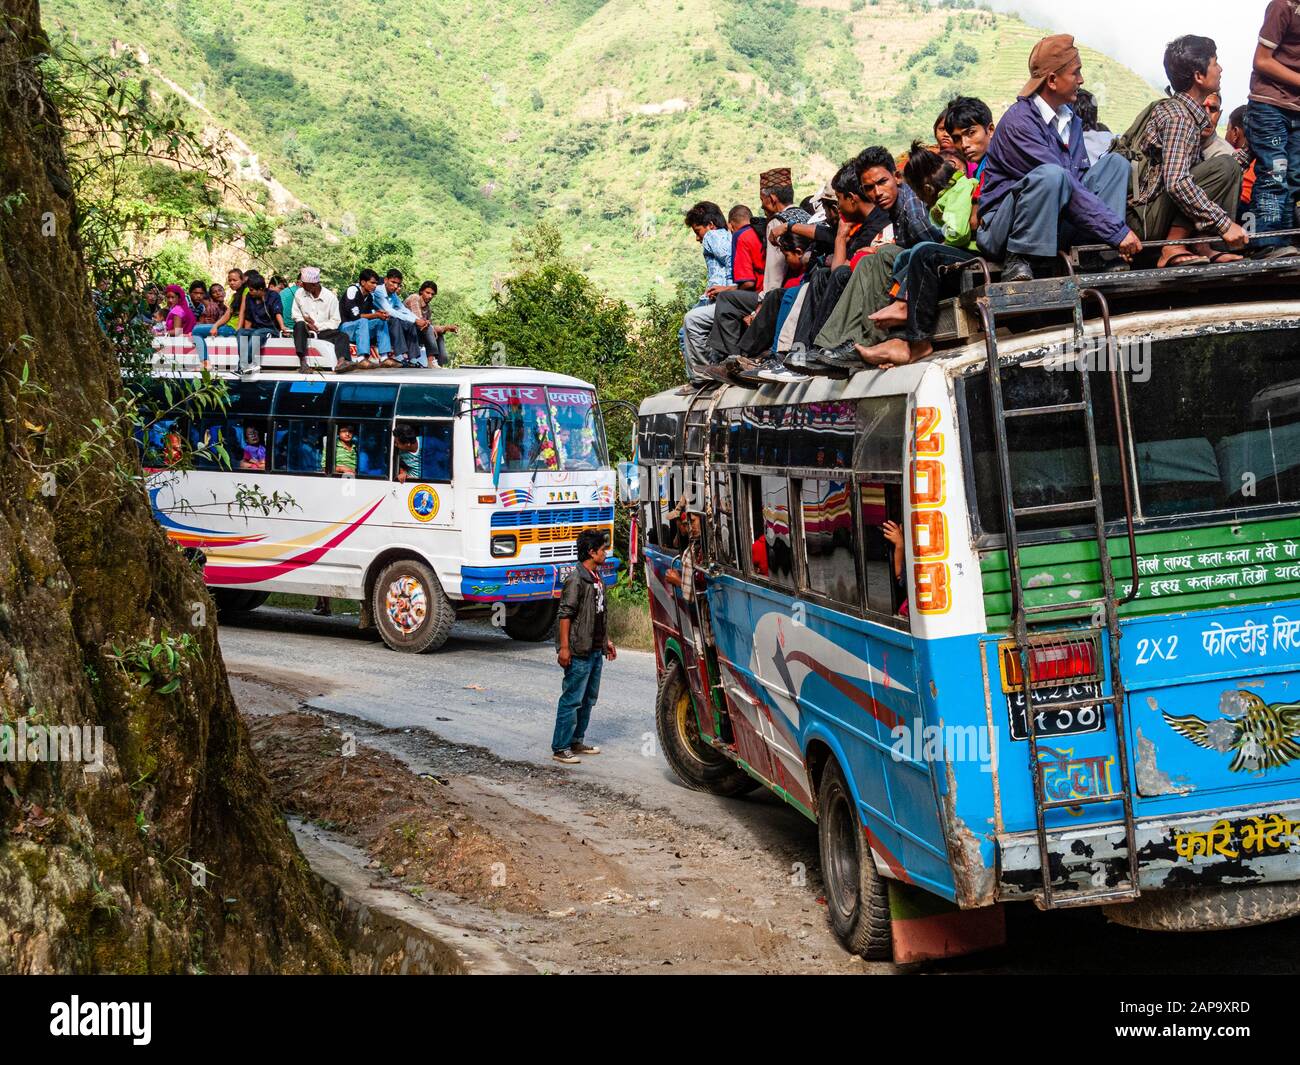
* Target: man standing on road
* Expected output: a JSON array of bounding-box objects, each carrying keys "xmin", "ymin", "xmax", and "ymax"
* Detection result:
[{"xmin": 552, "ymin": 529, "xmax": 616, "ymax": 765}]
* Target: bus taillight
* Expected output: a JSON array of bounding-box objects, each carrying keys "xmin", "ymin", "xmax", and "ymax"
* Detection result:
[{"xmin": 999, "ymin": 636, "xmax": 1100, "ymax": 691}]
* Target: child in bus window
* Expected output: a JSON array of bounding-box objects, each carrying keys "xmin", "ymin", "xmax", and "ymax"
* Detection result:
[
  {"xmin": 334, "ymin": 423, "xmax": 358, "ymax": 476},
  {"xmin": 394, "ymin": 423, "xmax": 421, "ymax": 483},
  {"xmin": 240, "ymin": 424, "xmax": 266, "ymax": 470}
]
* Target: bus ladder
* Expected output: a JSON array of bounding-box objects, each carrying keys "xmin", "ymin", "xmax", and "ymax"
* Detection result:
[{"xmin": 970, "ymin": 262, "xmax": 1143, "ymax": 910}]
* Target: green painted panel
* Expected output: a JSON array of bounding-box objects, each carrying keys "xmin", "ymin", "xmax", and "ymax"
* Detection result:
[{"xmin": 979, "ymin": 515, "xmax": 1300, "ymax": 630}]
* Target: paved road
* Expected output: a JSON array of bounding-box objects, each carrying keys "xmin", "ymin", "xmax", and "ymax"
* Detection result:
[{"xmin": 219, "ymin": 607, "xmax": 807, "ymax": 842}]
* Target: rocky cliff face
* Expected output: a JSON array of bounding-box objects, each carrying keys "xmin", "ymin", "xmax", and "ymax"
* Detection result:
[{"xmin": 0, "ymin": 0, "xmax": 343, "ymax": 973}]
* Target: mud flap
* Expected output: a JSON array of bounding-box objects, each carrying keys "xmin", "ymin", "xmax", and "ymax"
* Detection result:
[{"xmin": 888, "ymin": 881, "xmax": 1006, "ymax": 964}]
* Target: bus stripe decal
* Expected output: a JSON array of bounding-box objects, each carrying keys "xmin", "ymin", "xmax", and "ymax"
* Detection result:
[
  {"xmin": 203, "ymin": 498, "xmax": 384, "ymax": 584},
  {"xmin": 784, "ymin": 651, "xmax": 905, "ymax": 729}
]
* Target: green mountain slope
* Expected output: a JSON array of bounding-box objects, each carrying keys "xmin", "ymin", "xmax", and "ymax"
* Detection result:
[{"xmin": 46, "ymin": 0, "xmax": 1159, "ymax": 301}]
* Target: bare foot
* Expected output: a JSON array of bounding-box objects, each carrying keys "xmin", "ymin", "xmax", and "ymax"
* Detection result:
[
  {"xmin": 868, "ymin": 300, "xmax": 909, "ymax": 326},
  {"xmin": 855, "ymin": 338, "xmax": 912, "ymax": 366}
]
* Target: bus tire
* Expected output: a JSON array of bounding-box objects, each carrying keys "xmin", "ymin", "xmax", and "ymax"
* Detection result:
[
  {"xmin": 1104, "ymin": 881, "xmax": 1300, "ymax": 932},
  {"xmin": 818, "ymin": 759, "xmax": 892, "ymax": 960},
  {"xmin": 504, "ymin": 601, "xmax": 558, "ymax": 642},
  {"xmin": 212, "ymin": 589, "xmax": 270, "ymax": 615},
  {"xmin": 372, "ymin": 558, "xmax": 455, "ymax": 654},
  {"xmin": 655, "ymin": 661, "xmax": 757, "ymax": 797}
]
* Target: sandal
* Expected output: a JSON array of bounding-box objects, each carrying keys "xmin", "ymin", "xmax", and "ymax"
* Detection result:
[
  {"xmin": 1159, "ymin": 252, "xmax": 1209, "ymax": 268},
  {"xmin": 1206, "ymin": 252, "xmax": 1244, "ymax": 264}
]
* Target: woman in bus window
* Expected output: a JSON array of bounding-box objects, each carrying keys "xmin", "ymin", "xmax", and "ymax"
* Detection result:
[{"xmin": 240, "ymin": 424, "xmax": 266, "ymax": 470}]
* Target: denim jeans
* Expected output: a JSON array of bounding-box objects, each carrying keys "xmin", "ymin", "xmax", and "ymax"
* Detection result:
[
  {"xmin": 1246, "ymin": 101, "xmax": 1300, "ymax": 247},
  {"xmin": 552, "ymin": 650, "xmax": 603, "ymax": 752},
  {"xmin": 192, "ymin": 322, "xmax": 235, "ymax": 362},
  {"xmin": 340, "ymin": 317, "xmax": 392, "ymax": 358},
  {"xmin": 234, "ymin": 327, "xmax": 275, "ymax": 370}
]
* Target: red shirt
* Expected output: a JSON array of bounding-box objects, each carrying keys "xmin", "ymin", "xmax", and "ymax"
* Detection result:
[{"xmin": 732, "ymin": 226, "xmax": 766, "ymax": 286}]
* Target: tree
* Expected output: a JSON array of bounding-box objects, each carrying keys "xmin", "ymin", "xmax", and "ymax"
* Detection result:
[{"xmin": 0, "ymin": 1, "xmax": 343, "ymax": 973}]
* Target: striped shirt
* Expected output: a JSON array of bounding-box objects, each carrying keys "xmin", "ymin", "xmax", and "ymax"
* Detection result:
[{"xmin": 1130, "ymin": 92, "xmax": 1249, "ymax": 236}]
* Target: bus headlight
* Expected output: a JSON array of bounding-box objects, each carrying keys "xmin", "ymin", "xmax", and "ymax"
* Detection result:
[{"xmin": 491, "ymin": 534, "xmax": 518, "ymax": 558}]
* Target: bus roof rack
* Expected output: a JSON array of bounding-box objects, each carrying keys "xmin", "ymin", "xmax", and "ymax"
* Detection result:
[{"xmin": 933, "ymin": 247, "xmax": 1300, "ymax": 348}]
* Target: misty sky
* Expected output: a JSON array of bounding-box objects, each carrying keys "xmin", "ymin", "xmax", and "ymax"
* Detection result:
[{"xmin": 985, "ymin": 1, "xmax": 1260, "ymax": 119}]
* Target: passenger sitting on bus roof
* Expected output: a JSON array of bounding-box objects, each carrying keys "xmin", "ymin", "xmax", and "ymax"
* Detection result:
[
  {"xmin": 803, "ymin": 147, "xmax": 923, "ymax": 368},
  {"xmin": 1074, "ymin": 89, "xmax": 1115, "ymax": 165},
  {"xmin": 290, "ymin": 267, "xmax": 351, "ymax": 373},
  {"xmin": 239, "ymin": 424, "xmax": 266, "ymax": 470},
  {"xmin": 157, "ymin": 284, "xmax": 196, "ymax": 337},
  {"xmin": 394, "ymin": 424, "xmax": 421, "ymax": 482},
  {"xmin": 191, "ymin": 269, "xmax": 243, "ymax": 367},
  {"xmin": 681, "ymin": 203, "xmax": 756, "ymax": 383},
  {"xmin": 1200, "ymin": 94, "xmax": 1235, "ymax": 158},
  {"xmin": 976, "ymin": 34, "xmax": 1141, "ymax": 282},
  {"xmin": 705, "ymin": 169, "xmax": 811, "ymax": 365},
  {"xmin": 1226, "ymin": 105, "xmax": 1257, "ymax": 213},
  {"xmin": 1245, "ymin": 0, "xmax": 1300, "ymax": 252},
  {"xmin": 340, "ymin": 268, "xmax": 390, "ymax": 366},
  {"xmin": 187, "ymin": 280, "xmax": 209, "ymax": 320},
  {"xmin": 235, "ymin": 271, "xmax": 288, "ymax": 369},
  {"xmin": 734, "ymin": 231, "xmax": 814, "ymax": 384},
  {"xmin": 272, "ymin": 275, "xmax": 297, "ymax": 328},
  {"xmin": 372, "ymin": 269, "xmax": 425, "ymax": 368},
  {"xmin": 1126, "ymin": 37, "xmax": 1249, "ymax": 268},
  {"xmin": 405, "ymin": 280, "xmax": 455, "ymax": 367},
  {"xmin": 333, "ymin": 423, "xmax": 359, "ymax": 476},
  {"xmin": 857, "ymin": 146, "xmax": 979, "ymax": 369},
  {"xmin": 779, "ymin": 165, "xmax": 893, "ymax": 363}
]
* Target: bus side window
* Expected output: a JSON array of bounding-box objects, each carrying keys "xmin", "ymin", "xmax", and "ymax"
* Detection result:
[
  {"xmin": 351, "ymin": 423, "xmax": 391, "ymax": 479},
  {"xmin": 236, "ymin": 420, "xmax": 268, "ymax": 471},
  {"xmin": 393, "ymin": 421, "xmax": 452, "ymax": 484},
  {"xmin": 799, "ymin": 477, "xmax": 859, "ymax": 606},
  {"xmin": 273, "ymin": 419, "xmax": 329, "ymax": 475},
  {"xmin": 861, "ymin": 482, "xmax": 905, "ymax": 619},
  {"xmin": 712, "ymin": 470, "xmax": 738, "ymax": 567}
]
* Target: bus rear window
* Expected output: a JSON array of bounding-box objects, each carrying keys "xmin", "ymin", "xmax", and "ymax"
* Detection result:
[{"xmin": 962, "ymin": 325, "xmax": 1300, "ymax": 535}]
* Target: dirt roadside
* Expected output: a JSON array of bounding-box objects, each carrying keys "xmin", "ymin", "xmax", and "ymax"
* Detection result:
[{"xmin": 231, "ymin": 671, "xmax": 877, "ymax": 975}]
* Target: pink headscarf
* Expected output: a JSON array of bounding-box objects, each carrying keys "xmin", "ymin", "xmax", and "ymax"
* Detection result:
[{"xmin": 163, "ymin": 284, "xmax": 196, "ymax": 335}]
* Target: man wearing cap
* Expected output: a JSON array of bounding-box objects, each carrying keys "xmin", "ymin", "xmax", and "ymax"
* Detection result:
[
  {"xmin": 290, "ymin": 268, "xmax": 351, "ymax": 374},
  {"xmin": 977, "ymin": 34, "xmax": 1142, "ymax": 281}
]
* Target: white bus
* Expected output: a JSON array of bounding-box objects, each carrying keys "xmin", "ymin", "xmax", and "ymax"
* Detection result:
[{"xmin": 142, "ymin": 351, "xmax": 618, "ymax": 652}]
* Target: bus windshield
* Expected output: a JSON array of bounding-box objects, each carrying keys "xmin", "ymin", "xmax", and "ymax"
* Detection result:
[{"xmin": 471, "ymin": 384, "xmax": 607, "ymax": 474}]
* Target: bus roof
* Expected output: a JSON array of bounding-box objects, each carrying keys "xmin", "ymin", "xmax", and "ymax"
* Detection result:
[
  {"xmin": 155, "ymin": 364, "xmax": 597, "ymax": 390},
  {"xmin": 640, "ymin": 296, "xmax": 1300, "ymax": 417}
]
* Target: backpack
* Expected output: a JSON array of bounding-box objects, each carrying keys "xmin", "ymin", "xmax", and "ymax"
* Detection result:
[{"xmin": 1109, "ymin": 96, "xmax": 1198, "ymax": 197}]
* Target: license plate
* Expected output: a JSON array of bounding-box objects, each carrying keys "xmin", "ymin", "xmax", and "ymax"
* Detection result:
[{"xmin": 1008, "ymin": 683, "xmax": 1106, "ymax": 741}]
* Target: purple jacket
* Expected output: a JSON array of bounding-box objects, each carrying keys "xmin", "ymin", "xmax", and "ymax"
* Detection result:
[{"xmin": 980, "ymin": 97, "xmax": 1129, "ymax": 247}]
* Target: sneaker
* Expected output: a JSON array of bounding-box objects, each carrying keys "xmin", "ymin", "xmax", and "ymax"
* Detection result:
[
  {"xmin": 757, "ymin": 359, "xmax": 811, "ymax": 384},
  {"xmin": 811, "ymin": 344, "xmax": 862, "ymax": 369},
  {"xmin": 999, "ymin": 255, "xmax": 1035, "ymax": 283},
  {"xmin": 1249, "ymin": 244, "xmax": 1300, "ymax": 261},
  {"xmin": 570, "ymin": 742, "xmax": 601, "ymax": 755},
  {"xmin": 696, "ymin": 364, "xmax": 734, "ymax": 385},
  {"xmin": 551, "ymin": 748, "xmax": 582, "ymax": 764}
]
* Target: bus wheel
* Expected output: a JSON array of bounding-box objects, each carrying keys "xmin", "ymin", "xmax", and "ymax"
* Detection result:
[
  {"xmin": 212, "ymin": 589, "xmax": 270, "ymax": 615},
  {"xmin": 504, "ymin": 601, "xmax": 558, "ymax": 642},
  {"xmin": 372, "ymin": 559, "xmax": 455, "ymax": 653},
  {"xmin": 655, "ymin": 661, "xmax": 757, "ymax": 797},
  {"xmin": 818, "ymin": 759, "xmax": 892, "ymax": 960}
]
